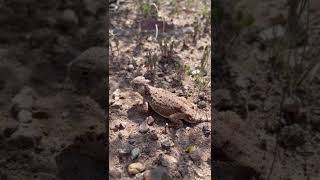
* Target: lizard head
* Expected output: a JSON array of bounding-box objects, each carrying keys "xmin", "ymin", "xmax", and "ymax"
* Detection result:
[{"xmin": 131, "ymin": 76, "xmax": 151, "ymax": 95}]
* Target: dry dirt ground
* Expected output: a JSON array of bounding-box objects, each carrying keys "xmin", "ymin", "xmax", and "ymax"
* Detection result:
[
  {"xmin": 0, "ymin": 1, "xmax": 107, "ymax": 180},
  {"xmin": 109, "ymin": 0, "xmax": 211, "ymax": 179},
  {"xmin": 214, "ymin": 0, "xmax": 320, "ymax": 179}
]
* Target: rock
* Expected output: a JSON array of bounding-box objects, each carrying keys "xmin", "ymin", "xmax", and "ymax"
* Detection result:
[
  {"xmin": 278, "ymin": 124, "xmax": 305, "ymax": 148},
  {"xmin": 60, "ymin": 9, "xmax": 79, "ymax": 25},
  {"xmin": 112, "ymin": 89, "xmax": 121, "ymax": 99},
  {"xmin": 128, "ymin": 162, "xmax": 145, "ymax": 175},
  {"xmin": 142, "ymin": 145, "xmax": 151, "ymax": 155},
  {"xmin": 182, "ymin": 27, "xmax": 194, "ymax": 34},
  {"xmin": 109, "ymin": 167, "xmax": 122, "ymax": 178},
  {"xmin": 146, "ymin": 116, "xmax": 155, "ymax": 126},
  {"xmin": 83, "ymin": 0, "xmax": 102, "ymax": 15},
  {"xmin": 112, "ymin": 122, "xmax": 126, "ymax": 132},
  {"xmin": 144, "ymin": 166, "xmax": 171, "ymax": 180},
  {"xmin": 3, "ymin": 121, "xmax": 19, "ymax": 138},
  {"xmin": 164, "ymin": 76, "xmax": 172, "ymax": 82},
  {"xmin": 197, "ymin": 101, "xmax": 206, "ymax": 109},
  {"xmin": 128, "ymin": 64, "xmax": 134, "ymax": 71},
  {"xmin": 198, "ymin": 92, "xmax": 206, "ymax": 100},
  {"xmin": 11, "ymin": 86, "xmax": 35, "ymax": 114},
  {"xmin": 135, "ymin": 172, "xmax": 145, "ymax": 180},
  {"xmin": 128, "ymin": 138, "xmax": 136, "ymax": 145},
  {"xmin": 139, "ymin": 123, "xmax": 150, "ymax": 133},
  {"xmin": 283, "ymin": 95, "xmax": 301, "ymax": 114},
  {"xmin": 17, "ymin": 109, "xmax": 32, "ymax": 123},
  {"xmin": 149, "ymin": 130, "xmax": 158, "ymax": 140},
  {"xmin": 159, "ymin": 154, "xmax": 178, "ymax": 167},
  {"xmin": 118, "ymin": 144, "xmax": 132, "ymax": 156},
  {"xmin": 189, "ymin": 149, "xmax": 202, "ymax": 162},
  {"xmin": 35, "ymin": 172, "xmax": 56, "ymax": 180},
  {"xmin": 175, "ymin": 89, "xmax": 184, "ymax": 97},
  {"xmin": 61, "ymin": 111, "xmax": 70, "ymax": 119},
  {"xmin": 68, "ymin": 47, "xmax": 107, "ymax": 108},
  {"xmin": 160, "ymin": 138, "xmax": 174, "ymax": 150},
  {"xmin": 259, "ymin": 25, "xmax": 285, "ymax": 42},
  {"xmin": 8, "ymin": 125, "xmax": 42, "ymax": 149},
  {"xmin": 202, "ymin": 125, "xmax": 211, "ymax": 137},
  {"xmin": 235, "ymin": 76, "xmax": 250, "ymax": 89},
  {"xmin": 265, "ymin": 119, "xmax": 282, "ymax": 133},
  {"xmin": 131, "ymin": 147, "xmax": 141, "ymax": 160},
  {"xmin": 214, "ymin": 89, "xmax": 232, "ymax": 109}
]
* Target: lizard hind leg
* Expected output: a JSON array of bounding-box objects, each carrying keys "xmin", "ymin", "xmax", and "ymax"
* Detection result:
[{"xmin": 168, "ymin": 113, "xmax": 188, "ymax": 128}]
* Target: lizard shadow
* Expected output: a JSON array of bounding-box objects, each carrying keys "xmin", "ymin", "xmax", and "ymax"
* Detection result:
[{"xmin": 127, "ymin": 104, "xmax": 168, "ymax": 126}]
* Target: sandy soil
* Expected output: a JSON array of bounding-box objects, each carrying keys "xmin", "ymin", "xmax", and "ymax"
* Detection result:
[
  {"xmin": 109, "ymin": 0, "xmax": 211, "ymax": 179},
  {"xmin": 0, "ymin": 1, "xmax": 107, "ymax": 180},
  {"xmin": 214, "ymin": 0, "xmax": 320, "ymax": 179}
]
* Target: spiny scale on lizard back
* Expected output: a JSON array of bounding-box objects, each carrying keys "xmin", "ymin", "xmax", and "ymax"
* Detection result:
[{"xmin": 131, "ymin": 76, "xmax": 211, "ymax": 124}]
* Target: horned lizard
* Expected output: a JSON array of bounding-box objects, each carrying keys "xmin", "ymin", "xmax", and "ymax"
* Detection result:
[{"xmin": 131, "ymin": 76, "xmax": 211, "ymax": 127}]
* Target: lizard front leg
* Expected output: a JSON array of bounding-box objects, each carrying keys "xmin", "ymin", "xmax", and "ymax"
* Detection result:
[{"xmin": 142, "ymin": 98, "xmax": 149, "ymax": 112}]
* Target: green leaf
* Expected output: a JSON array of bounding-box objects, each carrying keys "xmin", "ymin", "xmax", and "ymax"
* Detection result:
[{"xmin": 239, "ymin": 14, "xmax": 255, "ymax": 28}]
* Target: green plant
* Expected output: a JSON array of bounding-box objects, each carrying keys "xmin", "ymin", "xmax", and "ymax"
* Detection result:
[
  {"xmin": 145, "ymin": 49, "xmax": 158, "ymax": 72},
  {"xmin": 239, "ymin": 14, "xmax": 255, "ymax": 29},
  {"xmin": 158, "ymin": 37, "xmax": 178, "ymax": 60},
  {"xmin": 138, "ymin": 0, "xmax": 159, "ymax": 19},
  {"xmin": 213, "ymin": 1, "xmax": 223, "ymax": 24},
  {"xmin": 200, "ymin": 45, "xmax": 210, "ymax": 75},
  {"xmin": 169, "ymin": 0, "xmax": 179, "ymax": 16}
]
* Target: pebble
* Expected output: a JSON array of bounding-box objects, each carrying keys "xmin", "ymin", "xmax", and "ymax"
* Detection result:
[
  {"xmin": 265, "ymin": 118, "xmax": 282, "ymax": 133},
  {"xmin": 235, "ymin": 76, "xmax": 250, "ymax": 89},
  {"xmin": 189, "ymin": 149, "xmax": 202, "ymax": 162},
  {"xmin": 202, "ymin": 125, "xmax": 211, "ymax": 137},
  {"xmin": 128, "ymin": 162, "xmax": 145, "ymax": 175},
  {"xmin": 127, "ymin": 64, "xmax": 134, "ymax": 71},
  {"xmin": 176, "ymin": 89, "xmax": 184, "ymax": 97},
  {"xmin": 3, "ymin": 121, "xmax": 19, "ymax": 138},
  {"xmin": 109, "ymin": 167, "xmax": 122, "ymax": 178},
  {"xmin": 18, "ymin": 110, "xmax": 32, "ymax": 123},
  {"xmin": 139, "ymin": 123, "xmax": 149, "ymax": 133},
  {"xmin": 259, "ymin": 25, "xmax": 285, "ymax": 42},
  {"xmin": 128, "ymin": 138, "xmax": 136, "ymax": 145},
  {"xmin": 111, "ymin": 122, "xmax": 126, "ymax": 132},
  {"xmin": 112, "ymin": 89, "xmax": 121, "ymax": 99},
  {"xmin": 8, "ymin": 125, "xmax": 42, "ymax": 149},
  {"xmin": 135, "ymin": 173, "xmax": 144, "ymax": 180},
  {"xmin": 118, "ymin": 144, "xmax": 132, "ymax": 156},
  {"xmin": 143, "ymin": 145, "xmax": 151, "ymax": 155},
  {"xmin": 60, "ymin": 9, "xmax": 79, "ymax": 25},
  {"xmin": 83, "ymin": 0, "xmax": 101, "ymax": 15},
  {"xmin": 61, "ymin": 111, "xmax": 70, "ymax": 119},
  {"xmin": 198, "ymin": 92, "xmax": 206, "ymax": 100},
  {"xmin": 159, "ymin": 154, "xmax": 178, "ymax": 167},
  {"xmin": 278, "ymin": 124, "xmax": 305, "ymax": 148},
  {"xmin": 149, "ymin": 130, "xmax": 158, "ymax": 140},
  {"xmin": 146, "ymin": 116, "xmax": 155, "ymax": 126},
  {"xmin": 12, "ymin": 86, "xmax": 35, "ymax": 113},
  {"xmin": 131, "ymin": 147, "xmax": 141, "ymax": 160},
  {"xmin": 161, "ymin": 138, "xmax": 174, "ymax": 150},
  {"xmin": 164, "ymin": 76, "xmax": 172, "ymax": 82},
  {"xmin": 197, "ymin": 101, "xmax": 206, "ymax": 109},
  {"xmin": 144, "ymin": 166, "xmax": 171, "ymax": 180},
  {"xmin": 283, "ymin": 95, "xmax": 301, "ymax": 114}
]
